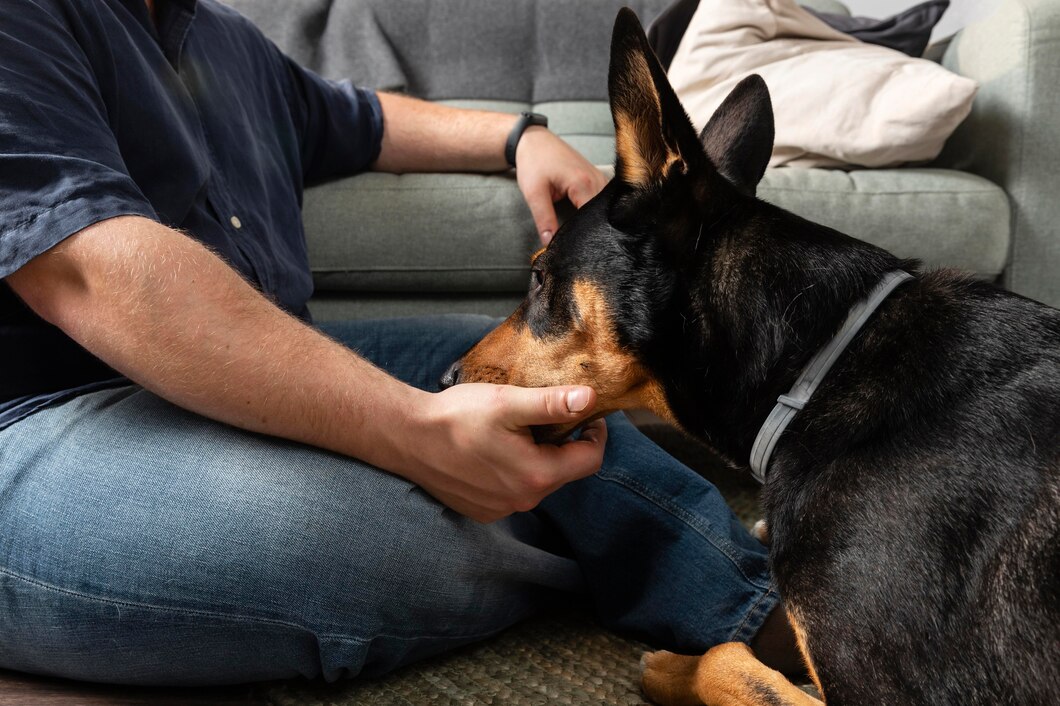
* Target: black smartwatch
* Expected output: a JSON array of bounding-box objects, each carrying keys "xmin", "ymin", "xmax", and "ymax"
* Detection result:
[{"xmin": 505, "ymin": 112, "xmax": 549, "ymax": 168}]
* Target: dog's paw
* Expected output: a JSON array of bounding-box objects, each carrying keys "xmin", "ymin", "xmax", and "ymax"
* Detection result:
[
  {"xmin": 640, "ymin": 650, "xmax": 704, "ymax": 706},
  {"xmin": 752, "ymin": 519, "xmax": 769, "ymax": 544}
]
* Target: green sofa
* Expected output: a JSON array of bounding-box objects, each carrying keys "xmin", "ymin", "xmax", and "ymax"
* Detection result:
[{"xmin": 225, "ymin": 0, "xmax": 1059, "ymax": 323}]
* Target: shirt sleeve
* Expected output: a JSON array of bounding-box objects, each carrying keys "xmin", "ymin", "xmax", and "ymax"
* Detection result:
[
  {"xmin": 280, "ymin": 56, "xmax": 385, "ymax": 186},
  {"xmin": 0, "ymin": 2, "xmax": 157, "ymax": 279}
]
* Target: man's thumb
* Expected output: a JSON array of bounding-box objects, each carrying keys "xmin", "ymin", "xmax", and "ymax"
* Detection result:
[{"xmin": 502, "ymin": 385, "xmax": 596, "ymax": 428}]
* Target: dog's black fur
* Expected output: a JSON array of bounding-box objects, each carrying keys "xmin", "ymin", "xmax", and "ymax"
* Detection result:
[{"xmin": 453, "ymin": 9, "xmax": 1060, "ymax": 704}]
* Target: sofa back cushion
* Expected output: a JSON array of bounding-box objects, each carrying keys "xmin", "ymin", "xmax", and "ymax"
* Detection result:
[{"xmin": 222, "ymin": 0, "xmax": 672, "ymax": 101}]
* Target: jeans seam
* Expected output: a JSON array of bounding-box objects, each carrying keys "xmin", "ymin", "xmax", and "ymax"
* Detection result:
[
  {"xmin": 315, "ymin": 625, "xmax": 510, "ymax": 645},
  {"xmin": 729, "ymin": 585, "xmax": 779, "ymax": 643},
  {"xmin": 598, "ymin": 471, "xmax": 771, "ymax": 591},
  {"xmin": 0, "ymin": 566, "xmax": 510, "ymax": 645}
]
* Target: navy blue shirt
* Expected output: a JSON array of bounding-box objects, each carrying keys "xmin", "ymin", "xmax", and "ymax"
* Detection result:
[{"xmin": 0, "ymin": 0, "xmax": 383, "ymax": 424}]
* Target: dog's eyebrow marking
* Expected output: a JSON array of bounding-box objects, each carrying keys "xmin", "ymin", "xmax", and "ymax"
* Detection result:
[{"xmin": 530, "ymin": 247, "xmax": 545, "ymax": 265}]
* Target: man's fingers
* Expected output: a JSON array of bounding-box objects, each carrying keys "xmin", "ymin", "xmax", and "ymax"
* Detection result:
[
  {"xmin": 568, "ymin": 181, "xmax": 594, "ymax": 210},
  {"xmin": 538, "ymin": 418, "xmax": 608, "ymax": 486},
  {"xmin": 577, "ymin": 417, "xmax": 607, "ymax": 445},
  {"xmin": 499, "ymin": 385, "xmax": 596, "ymax": 428},
  {"xmin": 567, "ymin": 169, "xmax": 608, "ymax": 209},
  {"xmin": 523, "ymin": 183, "xmax": 559, "ymax": 245}
]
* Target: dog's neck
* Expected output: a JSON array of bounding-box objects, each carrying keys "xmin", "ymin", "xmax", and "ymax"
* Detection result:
[
  {"xmin": 648, "ymin": 202, "xmax": 908, "ymax": 464},
  {"xmin": 749, "ymin": 270, "xmax": 914, "ymax": 481}
]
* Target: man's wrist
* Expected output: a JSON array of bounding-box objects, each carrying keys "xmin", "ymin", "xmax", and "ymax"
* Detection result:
[
  {"xmin": 505, "ymin": 112, "xmax": 549, "ymax": 168},
  {"xmin": 362, "ymin": 384, "xmax": 437, "ymax": 480},
  {"xmin": 514, "ymin": 125, "xmax": 553, "ymax": 171}
]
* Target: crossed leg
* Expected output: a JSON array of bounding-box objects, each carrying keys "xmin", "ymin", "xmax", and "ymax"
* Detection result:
[{"xmin": 0, "ymin": 315, "xmax": 779, "ymax": 685}]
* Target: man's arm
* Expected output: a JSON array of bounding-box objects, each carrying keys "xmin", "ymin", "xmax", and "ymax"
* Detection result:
[
  {"xmin": 6, "ymin": 216, "xmax": 605, "ymax": 522},
  {"xmin": 372, "ymin": 93, "xmax": 608, "ymax": 244}
]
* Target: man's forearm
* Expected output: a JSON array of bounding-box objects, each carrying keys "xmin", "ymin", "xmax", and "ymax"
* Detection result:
[
  {"xmin": 6, "ymin": 216, "xmax": 423, "ymax": 472},
  {"xmin": 372, "ymin": 92, "xmax": 531, "ymax": 174}
]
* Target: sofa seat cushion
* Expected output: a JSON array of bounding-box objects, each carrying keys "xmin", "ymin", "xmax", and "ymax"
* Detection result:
[
  {"xmin": 304, "ymin": 162, "xmax": 1010, "ymax": 294},
  {"xmin": 303, "ymin": 99, "xmax": 616, "ymax": 295}
]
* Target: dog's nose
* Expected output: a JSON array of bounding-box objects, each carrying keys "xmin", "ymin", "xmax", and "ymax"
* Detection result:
[{"xmin": 439, "ymin": 360, "xmax": 463, "ymax": 390}]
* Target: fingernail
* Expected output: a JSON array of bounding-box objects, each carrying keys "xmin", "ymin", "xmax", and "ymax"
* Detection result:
[
  {"xmin": 542, "ymin": 230, "xmax": 553, "ymax": 244},
  {"xmin": 566, "ymin": 388, "xmax": 589, "ymax": 413}
]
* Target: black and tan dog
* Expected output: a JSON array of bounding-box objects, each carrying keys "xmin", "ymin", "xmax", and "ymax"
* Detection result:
[{"xmin": 442, "ymin": 9, "xmax": 1060, "ymax": 706}]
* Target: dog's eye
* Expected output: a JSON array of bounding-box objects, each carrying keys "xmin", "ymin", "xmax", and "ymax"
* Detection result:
[{"xmin": 530, "ymin": 268, "xmax": 545, "ymax": 293}]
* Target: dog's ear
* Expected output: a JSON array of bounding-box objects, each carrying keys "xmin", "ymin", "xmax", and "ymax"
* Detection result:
[
  {"xmin": 698, "ymin": 75, "xmax": 774, "ymax": 196},
  {"xmin": 608, "ymin": 8, "xmax": 704, "ymax": 190}
]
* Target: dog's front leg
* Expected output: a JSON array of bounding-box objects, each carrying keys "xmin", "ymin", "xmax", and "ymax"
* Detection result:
[{"xmin": 641, "ymin": 643, "xmax": 823, "ymax": 706}]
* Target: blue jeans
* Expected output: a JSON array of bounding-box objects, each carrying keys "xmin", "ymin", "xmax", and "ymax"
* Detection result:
[{"xmin": 0, "ymin": 316, "xmax": 775, "ymax": 686}]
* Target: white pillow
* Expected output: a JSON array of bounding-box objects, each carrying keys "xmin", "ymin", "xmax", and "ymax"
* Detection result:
[{"xmin": 667, "ymin": 0, "xmax": 978, "ymax": 168}]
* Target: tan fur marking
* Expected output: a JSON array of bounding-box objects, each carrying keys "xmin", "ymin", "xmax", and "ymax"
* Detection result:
[
  {"xmin": 786, "ymin": 607, "xmax": 824, "ymax": 699},
  {"xmin": 614, "ymin": 49, "xmax": 683, "ymax": 187},
  {"xmin": 642, "ymin": 644, "xmax": 824, "ymax": 706},
  {"xmin": 457, "ymin": 280, "xmax": 677, "ymax": 432}
]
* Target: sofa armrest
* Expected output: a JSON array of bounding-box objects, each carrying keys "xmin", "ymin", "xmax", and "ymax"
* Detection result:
[{"xmin": 935, "ymin": 0, "xmax": 1060, "ymax": 307}]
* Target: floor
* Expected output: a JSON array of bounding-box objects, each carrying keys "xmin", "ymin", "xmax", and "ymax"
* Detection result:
[{"xmin": 0, "ymin": 669, "xmax": 270, "ymax": 705}]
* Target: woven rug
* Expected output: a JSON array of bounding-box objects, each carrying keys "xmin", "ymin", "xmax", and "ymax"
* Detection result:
[
  {"xmin": 266, "ymin": 610, "xmax": 651, "ymax": 706},
  {"xmin": 265, "ymin": 425, "xmax": 763, "ymax": 706}
]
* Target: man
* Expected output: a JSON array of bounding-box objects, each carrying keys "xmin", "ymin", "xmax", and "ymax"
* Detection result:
[{"xmin": 0, "ymin": 0, "xmax": 793, "ymax": 685}]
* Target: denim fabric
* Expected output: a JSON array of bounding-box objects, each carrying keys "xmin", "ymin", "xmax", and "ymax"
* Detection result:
[{"xmin": 0, "ymin": 315, "xmax": 775, "ymax": 686}]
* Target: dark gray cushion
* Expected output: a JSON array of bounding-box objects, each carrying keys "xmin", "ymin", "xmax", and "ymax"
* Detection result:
[
  {"xmin": 805, "ymin": 0, "xmax": 950, "ymax": 57},
  {"xmin": 647, "ymin": 0, "xmax": 699, "ymax": 71}
]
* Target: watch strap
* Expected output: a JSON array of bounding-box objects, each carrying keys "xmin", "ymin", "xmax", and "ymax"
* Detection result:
[{"xmin": 505, "ymin": 112, "xmax": 549, "ymax": 168}]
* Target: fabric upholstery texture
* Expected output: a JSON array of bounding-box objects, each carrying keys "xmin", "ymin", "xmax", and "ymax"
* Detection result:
[
  {"xmin": 303, "ymin": 166, "xmax": 1009, "ymax": 312},
  {"xmin": 224, "ymin": 0, "xmax": 674, "ymax": 102},
  {"xmin": 933, "ymin": 0, "xmax": 1060, "ymax": 308},
  {"xmin": 667, "ymin": 0, "xmax": 978, "ymax": 168}
]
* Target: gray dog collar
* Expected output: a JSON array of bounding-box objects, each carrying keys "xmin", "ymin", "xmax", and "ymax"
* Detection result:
[{"xmin": 749, "ymin": 270, "xmax": 914, "ymax": 483}]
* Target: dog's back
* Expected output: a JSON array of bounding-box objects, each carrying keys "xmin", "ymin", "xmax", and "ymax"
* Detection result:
[{"xmin": 763, "ymin": 273, "xmax": 1060, "ymax": 703}]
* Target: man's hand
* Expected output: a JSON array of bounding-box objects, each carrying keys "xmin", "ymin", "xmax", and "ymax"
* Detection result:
[
  {"xmin": 402, "ymin": 383, "xmax": 608, "ymax": 523},
  {"xmin": 515, "ymin": 126, "xmax": 608, "ymax": 246}
]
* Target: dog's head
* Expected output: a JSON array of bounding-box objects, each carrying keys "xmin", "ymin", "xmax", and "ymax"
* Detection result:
[{"xmin": 441, "ymin": 9, "xmax": 775, "ymax": 442}]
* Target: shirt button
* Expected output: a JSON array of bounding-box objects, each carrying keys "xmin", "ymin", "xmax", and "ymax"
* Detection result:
[{"xmin": 230, "ymin": 215, "xmax": 242, "ymax": 229}]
